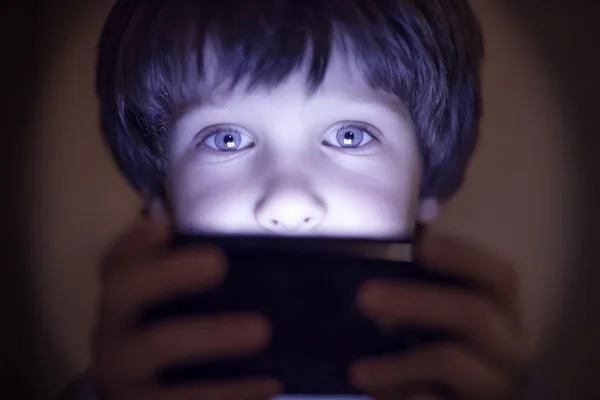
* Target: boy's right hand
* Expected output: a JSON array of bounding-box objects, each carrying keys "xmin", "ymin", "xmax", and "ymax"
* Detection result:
[{"xmin": 89, "ymin": 219, "xmax": 282, "ymax": 400}]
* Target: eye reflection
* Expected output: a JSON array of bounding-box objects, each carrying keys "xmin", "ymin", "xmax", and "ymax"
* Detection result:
[
  {"xmin": 324, "ymin": 125, "xmax": 376, "ymax": 149},
  {"xmin": 338, "ymin": 127, "xmax": 363, "ymax": 147},
  {"xmin": 202, "ymin": 128, "xmax": 254, "ymax": 151}
]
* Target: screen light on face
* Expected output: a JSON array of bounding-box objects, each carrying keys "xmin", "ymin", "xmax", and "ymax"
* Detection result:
[{"xmin": 168, "ymin": 49, "xmax": 422, "ymax": 240}]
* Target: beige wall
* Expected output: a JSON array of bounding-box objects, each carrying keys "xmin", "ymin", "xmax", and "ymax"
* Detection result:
[{"xmin": 30, "ymin": 1, "xmax": 578, "ymax": 398}]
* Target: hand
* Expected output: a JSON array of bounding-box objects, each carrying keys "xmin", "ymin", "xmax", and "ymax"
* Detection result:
[
  {"xmin": 89, "ymin": 219, "xmax": 282, "ymax": 400},
  {"xmin": 352, "ymin": 235, "xmax": 529, "ymax": 400}
]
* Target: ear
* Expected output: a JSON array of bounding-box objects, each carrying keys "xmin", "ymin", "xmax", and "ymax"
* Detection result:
[
  {"xmin": 417, "ymin": 197, "xmax": 441, "ymax": 224},
  {"xmin": 141, "ymin": 189, "xmax": 172, "ymax": 225}
]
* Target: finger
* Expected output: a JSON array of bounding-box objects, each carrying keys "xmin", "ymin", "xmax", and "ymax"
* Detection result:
[
  {"xmin": 351, "ymin": 344, "xmax": 513, "ymax": 399},
  {"xmin": 100, "ymin": 247, "xmax": 226, "ymax": 331},
  {"xmin": 418, "ymin": 235, "xmax": 521, "ymax": 324},
  {"xmin": 104, "ymin": 314, "xmax": 270, "ymax": 381},
  {"xmin": 406, "ymin": 392, "xmax": 444, "ymax": 400},
  {"xmin": 357, "ymin": 281, "xmax": 525, "ymax": 373},
  {"xmin": 100, "ymin": 219, "xmax": 171, "ymax": 279},
  {"xmin": 139, "ymin": 378, "xmax": 283, "ymax": 400}
]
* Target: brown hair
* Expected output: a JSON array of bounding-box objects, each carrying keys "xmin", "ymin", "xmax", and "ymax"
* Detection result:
[{"xmin": 96, "ymin": 0, "xmax": 484, "ymax": 200}]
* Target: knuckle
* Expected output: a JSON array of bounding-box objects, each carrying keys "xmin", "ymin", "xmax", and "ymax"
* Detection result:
[
  {"xmin": 138, "ymin": 330, "xmax": 165, "ymax": 354},
  {"xmin": 100, "ymin": 278, "xmax": 127, "ymax": 313},
  {"xmin": 156, "ymin": 255, "xmax": 190, "ymax": 282},
  {"xmin": 464, "ymin": 297, "xmax": 497, "ymax": 333},
  {"xmin": 429, "ymin": 345, "xmax": 466, "ymax": 376},
  {"xmin": 101, "ymin": 266, "xmax": 147, "ymax": 311},
  {"xmin": 138, "ymin": 324, "xmax": 179, "ymax": 355},
  {"xmin": 99, "ymin": 250, "xmax": 135, "ymax": 287}
]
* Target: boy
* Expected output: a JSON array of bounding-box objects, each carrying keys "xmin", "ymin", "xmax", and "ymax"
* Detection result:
[{"xmin": 61, "ymin": 0, "xmax": 536, "ymax": 398}]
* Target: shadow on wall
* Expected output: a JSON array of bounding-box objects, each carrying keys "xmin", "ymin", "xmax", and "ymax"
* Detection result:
[
  {"xmin": 7, "ymin": 0, "xmax": 597, "ymax": 400},
  {"xmin": 1, "ymin": 1, "xmax": 93, "ymax": 400},
  {"xmin": 503, "ymin": 1, "xmax": 600, "ymax": 399}
]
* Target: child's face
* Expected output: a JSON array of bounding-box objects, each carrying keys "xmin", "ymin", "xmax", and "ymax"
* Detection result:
[{"xmin": 166, "ymin": 49, "xmax": 422, "ymax": 238}]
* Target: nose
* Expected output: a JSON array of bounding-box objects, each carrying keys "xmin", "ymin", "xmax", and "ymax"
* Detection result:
[{"xmin": 255, "ymin": 185, "xmax": 326, "ymax": 233}]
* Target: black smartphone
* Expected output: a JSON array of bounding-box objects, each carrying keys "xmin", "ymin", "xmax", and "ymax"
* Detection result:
[{"xmin": 141, "ymin": 228, "xmax": 461, "ymax": 397}]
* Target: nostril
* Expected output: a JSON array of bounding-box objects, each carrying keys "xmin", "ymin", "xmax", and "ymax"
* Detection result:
[
  {"xmin": 271, "ymin": 219, "xmax": 279, "ymax": 226},
  {"xmin": 303, "ymin": 217, "xmax": 311, "ymax": 224}
]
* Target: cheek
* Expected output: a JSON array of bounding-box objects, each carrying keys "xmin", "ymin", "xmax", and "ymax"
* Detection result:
[
  {"xmin": 168, "ymin": 157, "xmax": 261, "ymax": 227},
  {"xmin": 167, "ymin": 145, "xmax": 421, "ymax": 235},
  {"xmin": 324, "ymin": 171, "xmax": 417, "ymax": 226},
  {"xmin": 319, "ymin": 155, "xmax": 421, "ymax": 232}
]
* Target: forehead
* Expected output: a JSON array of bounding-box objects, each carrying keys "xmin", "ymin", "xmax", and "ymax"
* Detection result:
[{"xmin": 193, "ymin": 43, "xmax": 403, "ymax": 111}]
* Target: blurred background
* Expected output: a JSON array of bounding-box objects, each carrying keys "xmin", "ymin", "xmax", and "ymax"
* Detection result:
[{"xmin": 2, "ymin": 0, "xmax": 599, "ymax": 399}]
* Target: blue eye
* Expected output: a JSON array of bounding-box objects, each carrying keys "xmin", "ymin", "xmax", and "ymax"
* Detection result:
[
  {"xmin": 323, "ymin": 125, "xmax": 375, "ymax": 149},
  {"xmin": 202, "ymin": 128, "xmax": 254, "ymax": 151}
]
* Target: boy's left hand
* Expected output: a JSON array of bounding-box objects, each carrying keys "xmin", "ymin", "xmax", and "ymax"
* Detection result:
[{"xmin": 352, "ymin": 236, "xmax": 529, "ymax": 400}]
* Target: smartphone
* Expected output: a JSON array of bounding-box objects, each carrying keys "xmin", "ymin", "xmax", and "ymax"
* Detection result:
[{"xmin": 140, "ymin": 227, "xmax": 461, "ymax": 397}]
